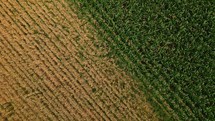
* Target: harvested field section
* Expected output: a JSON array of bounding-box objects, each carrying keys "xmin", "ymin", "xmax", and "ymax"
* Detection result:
[{"xmin": 0, "ymin": 0, "xmax": 157, "ymax": 120}]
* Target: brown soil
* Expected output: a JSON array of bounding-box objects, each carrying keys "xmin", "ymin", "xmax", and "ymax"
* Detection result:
[{"xmin": 0, "ymin": 0, "xmax": 158, "ymax": 120}]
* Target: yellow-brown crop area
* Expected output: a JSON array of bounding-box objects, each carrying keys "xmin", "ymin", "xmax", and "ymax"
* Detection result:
[{"xmin": 0, "ymin": 0, "xmax": 157, "ymax": 120}]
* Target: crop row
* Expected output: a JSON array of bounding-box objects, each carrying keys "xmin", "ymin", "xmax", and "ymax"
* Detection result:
[
  {"xmin": 71, "ymin": 0, "xmax": 215, "ymax": 120},
  {"xmin": 0, "ymin": 0, "xmax": 153, "ymax": 120}
]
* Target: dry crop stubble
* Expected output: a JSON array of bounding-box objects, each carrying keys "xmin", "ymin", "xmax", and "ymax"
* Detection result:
[{"xmin": 0, "ymin": 0, "xmax": 157, "ymax": 120}]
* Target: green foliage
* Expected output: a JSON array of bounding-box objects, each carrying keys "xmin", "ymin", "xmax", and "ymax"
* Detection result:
[{"xmin": 70, "ymin": 0, "xmax": 215, "ymax": 120}]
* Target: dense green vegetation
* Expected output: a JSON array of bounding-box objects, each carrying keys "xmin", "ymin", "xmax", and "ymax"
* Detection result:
[{"xmin": 70, "ymin": 0, "xmax": 215, "ymax": 120}]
